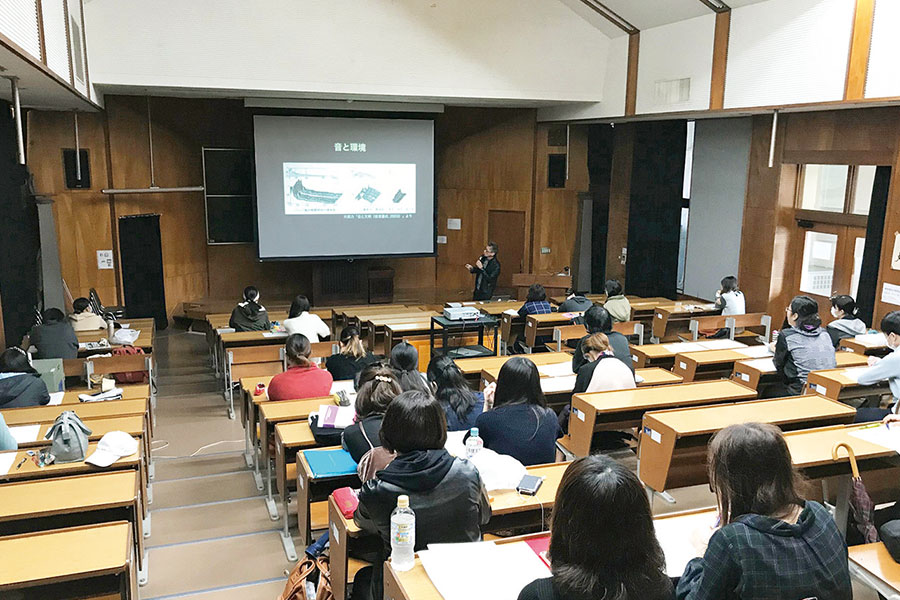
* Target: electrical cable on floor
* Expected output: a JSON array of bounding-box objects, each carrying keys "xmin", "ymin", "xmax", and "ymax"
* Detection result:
[{"xmin": 150, "ymin": 439, "xmax": 244, "ymax": 459}]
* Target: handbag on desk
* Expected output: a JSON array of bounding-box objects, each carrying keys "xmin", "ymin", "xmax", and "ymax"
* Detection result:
[{"xmin": 45, "ymin": 411, "xmax": 92, "ymax": 463}]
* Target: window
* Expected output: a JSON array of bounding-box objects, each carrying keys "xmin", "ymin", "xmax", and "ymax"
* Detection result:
[
  {"xmin": 69, "ymin": 15, "xmax": 84, "ymax": 83},
  {"xmin": 798, "ymin": 164, "xmax": 875, "ymax": 217},
  {"xmin": 799, "ymin": 231, "xmax": 837, "ymax": 296}
]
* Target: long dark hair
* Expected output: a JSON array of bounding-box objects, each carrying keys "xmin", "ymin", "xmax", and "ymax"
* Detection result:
[
  {"xmin": 389, "ymin": 341, "xmax": 429, "ymax": 394},
  {"xmin": 427, "ymin": 355, "xmax": 477, "ymax": 420},
  {"xmin": 284, "ymin": 334, "xmax": 312, "ymax": 368},
  {"xmin": 720, "ymin": 276, "xmax": 739, "ymax": 294},
  {"xmin": 355, "ymin": 365, "xmax": 402, "ymax": 418},
  {"xmin": 242, "ymin": 285, "xmax": 262, "ymax": 317},
  {"xmin": 790, "ymin": 295, "xmax": 821, "ymax": 331},
  {"xmin": 493, "ymin": 357, "xmax": 546, "ymax": 409},
  {"xmin": 708, "ymin": 423, "xmax": 807, "ymax": 525},
  {"xmin": 288, "ymin": 294, "xmax": 311, "ymax": 319},
  {"xmin": 0, "ymin": 348, "xmax": 37, "ymax": 375},
  {"xmin": 548, "ymin": 455, "xmax": 672, "ymax": 600},
  {"xmin": 380, "ymin": 390, "xmax": 448, "ymax": 454}
]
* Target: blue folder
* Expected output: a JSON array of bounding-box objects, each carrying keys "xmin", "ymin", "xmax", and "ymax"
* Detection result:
[{"xmin": 304, "ymin": 448, "xmax": 358, "ymax": 478}]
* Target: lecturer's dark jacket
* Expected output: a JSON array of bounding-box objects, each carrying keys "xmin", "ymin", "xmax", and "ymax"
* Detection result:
[{"xmin": 471, "ymin": 256, "xmax": 500, "ymax": 301}]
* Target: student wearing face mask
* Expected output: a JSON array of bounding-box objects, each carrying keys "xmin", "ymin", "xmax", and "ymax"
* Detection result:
[
  {"xmin": 825, "ymin": 295, "xmax": 867, "ymax": 348},
  {"xmin": 860, "ymin": 311, "xmax": 900, "ymax": 421}
]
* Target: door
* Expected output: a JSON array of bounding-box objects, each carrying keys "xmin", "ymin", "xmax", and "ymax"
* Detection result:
[
  {"xmin": 118, "ymin": 214, "xmax": 167, "ymax": 329},
  {"xmin": 487, "ymin": 210, "xmax": 526, "ymax": 296},
  {"xmin": 794, "ymin": 222, "xmax": 867, "ymax": 313}
]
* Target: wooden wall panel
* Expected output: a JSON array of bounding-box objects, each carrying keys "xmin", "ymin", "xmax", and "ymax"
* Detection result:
[{"xmin": 606, "ymin": 123, "xmax": 635, "ymax": 284}]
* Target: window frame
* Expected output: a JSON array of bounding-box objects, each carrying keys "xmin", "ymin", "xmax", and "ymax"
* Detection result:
[{"xmin": 795, "ymin": 164, "xmax": 869, "ymax": 228}]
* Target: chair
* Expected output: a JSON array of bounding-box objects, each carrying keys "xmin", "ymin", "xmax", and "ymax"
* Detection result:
[
  {"xmin": 32, "ymin": 358, "xmax": 65, "ymax": 392},
  {"xmin": 89, "ymin": 288, "xmax": 126, "ymax": 320}
]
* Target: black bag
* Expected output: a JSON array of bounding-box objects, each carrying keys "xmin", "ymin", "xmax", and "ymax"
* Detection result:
[
  {"xmin": 308, "ymin": 414, "xmax": 344, "ymax": 447},
  {"xmin": 880, "ymin": 520, "xmax": 900, "ymax": 562}
]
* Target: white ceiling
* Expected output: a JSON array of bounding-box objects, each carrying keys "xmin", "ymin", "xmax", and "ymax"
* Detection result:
[
  {"xmin": 559, "ymin": 0, "xmax": 772, "ymax": 36},
  {"xmin": 0, "ymin": 44, "xmax": 98, "ymax": 111}
]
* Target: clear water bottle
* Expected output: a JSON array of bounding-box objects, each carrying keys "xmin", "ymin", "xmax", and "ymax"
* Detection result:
[
  {"xmin": 466, "ymin": 427, "xmax": 483, "ymax": 459},
  {"xmin": 106, "ymin": 319, "xmax": 115, "ymax": 341},
  {"xmin": 390, "ymin": 495, "xmax": 415, "ymax": 571}
]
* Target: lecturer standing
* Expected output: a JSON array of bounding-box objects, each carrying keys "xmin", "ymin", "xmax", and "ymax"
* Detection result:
[{"xmin": 466, "ymin": 242, "xmax": 500, "ymax": 301}]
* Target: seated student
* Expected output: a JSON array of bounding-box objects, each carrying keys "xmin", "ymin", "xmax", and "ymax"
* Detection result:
[
  {"xmin": 676, "ymin": 423, "xmax": 850, "ymax": 600},
  {"xmin": 353, "ymin": 390, "xmax": 491, "ymax": 600},
  {"xmin": 389, "ymin": 341, "xmax": 430, "ymax": 394},
  {"xmin": 856, "ymin": 311, "xmax": 900, "ymax": 421},
  {"xmin": 426, "ymin": 355, "xmax": 483, "ymax": 432},
  {"xmin": 603, "ymin": 279, "xmax": 631, "ymax": 323},
  {"xmin": 0, "ymin": 412, "xmax": 16, "ymax": 451},
  {"xmin": 0, "ymin": 347, "xmax": 50, "ymax": 408},
  {"xmin": 519, "ymin": 455, "xmax": 673, "ymax": 600},
  {"xmin": 283, "ymin": 294, "xmax": 330, "ymax": 342},
  {"xmin": 267, "ymin": 334, "xmax": 333, "ymax": 401},
  {"xmin": 556, "ymin": 290, "xmax": 594, "ymax": 313},
  {"xmin": 579, "ymin": 333, "xmax": 637, "ymax": 394},
  {"xmin": 715, "ymin": 275, "xmax": 746, "ymax": 316},
  {"xmin": 342, "ymin": 365, "xmax": 403, "ymax": 463},
  {"xmin": 518, "ymin": 283, "xmax": 553, "ymax": 318},
  {"xmin": 572, "ymin": 305, "xmax": 633, "ymax": 373},
  {"xmin": 773, "ymin": 295, "xmax": 836, "ymax": 396},
  {"xmin": 68, "ymin": 297, "xmax": 107, "ymax": 331},
  {"xmin": 326, "ymin": 326, "xmax": 378, "ymax": 381},
  {"xmin": 229, "ymin": 285, "xmax": 270, "ymax": 332},
  {"xmin": 28, "ymin": 308, "xmax": 78, "ymax": 360},
  {"xmin": 476, "ymin": 357, "xmax": 561, "ymax": 466},
  {"xmin": 826, "ymin": 294, "xmax": 867, "ymax": 348}
]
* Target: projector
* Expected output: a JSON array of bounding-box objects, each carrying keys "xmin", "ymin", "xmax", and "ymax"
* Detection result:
[{"xmin": 443, "ymin": 306, "xmax": 483, "ymax": 321}]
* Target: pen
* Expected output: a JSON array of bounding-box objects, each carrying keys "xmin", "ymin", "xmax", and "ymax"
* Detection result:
[{"xmin": 14, "ymin": 456, "xmax": 27, "ymax": 470}]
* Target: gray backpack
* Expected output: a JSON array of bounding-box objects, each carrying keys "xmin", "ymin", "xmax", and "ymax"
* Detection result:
[{"xmin": 45, "ymin": 411, "xmax": 92, "ymax": 463}]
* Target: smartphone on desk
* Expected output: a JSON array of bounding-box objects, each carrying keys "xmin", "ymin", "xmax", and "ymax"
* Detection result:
[{"xmin": 517, "ymin": 474, "xmax": 544, "ymax": 495}]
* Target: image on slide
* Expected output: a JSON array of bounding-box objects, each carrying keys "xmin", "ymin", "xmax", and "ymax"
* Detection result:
[{"xmin": 283, "ymin": 162, "xmax": 416, "ymax": 215}]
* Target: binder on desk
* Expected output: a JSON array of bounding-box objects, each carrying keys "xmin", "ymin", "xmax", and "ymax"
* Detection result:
[{"xmin": 304, "ymin": 448, "xmax": 357, "ymax": 478}]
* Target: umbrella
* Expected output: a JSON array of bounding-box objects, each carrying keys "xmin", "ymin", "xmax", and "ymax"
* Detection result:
[{"xmin": 832, "ymin": 442, "xmax": 878, "ymax": 544}]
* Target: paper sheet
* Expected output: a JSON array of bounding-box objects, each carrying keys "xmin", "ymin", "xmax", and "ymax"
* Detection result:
[
  {"xmin": 261, "ymin": 332, "xmax": 287, "ymax": 338},
  {"xmin": 841, "ymin": 367, "xmax": 871, "ymax": 384},
  {"xmin": 739, "ymin": 357, "xmax": 775, "ymax": 373},
  {"xmin": 48, "ymin": 391, "xmax": 64, "ymax": 406},
  {"xmin": 445, "ymin": 430, "xmax": 467, "ymax": 457},
  {"xmin": 849, "ymin": 426, "xmax": 900, "ymax": 453},
  {"xmin": 9, "ymin": 424, "xmax": 40, "ymax": 444},
  {"xmin": 540, "ymin": 374, "xmax": 576, "ymax": 394},
  {"xmin": 654, "ymin": 510, "xmax": 718, "ymax": 576},
  {"xmin": 735, "ymin": 345, "xmax": 772, "ymax": 358},
  {"xmin": 330, "ymin": 380, "xmax": 356, "ymax": 396},
  {"xmin": 503, "ymin": 308, "xmax": 519, "ymax": 316},
  {"xmin": 537, "ymin": 362, "xmax": 574, "ymax": 378},
  {"xmin": 697, "ymin": 339, "xmax": 745, "ymax": 350},
  {"xmin": 0, "ymin": 452, "xmax": 16, "ymax": 476},
  {"xmin": 854, "ymin": 332, "xmax": 887, "ymax": 347},
  {"xmin": 419, "ymin": 541, "xmax": 550, "ymax": 600},
  {"xmin": 665, "ymin": 342, "xmax": 704, "ymax": 353}
]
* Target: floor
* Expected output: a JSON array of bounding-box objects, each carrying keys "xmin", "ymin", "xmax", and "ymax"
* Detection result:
[{"xmin": 140, "ymin": 328, "xmax": 878, "ymax": 599}]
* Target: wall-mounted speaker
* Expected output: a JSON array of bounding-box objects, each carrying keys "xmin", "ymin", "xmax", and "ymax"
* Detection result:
[{"xmin": 62, "ymin": 148, "xmax": 91, "ymax": 189}]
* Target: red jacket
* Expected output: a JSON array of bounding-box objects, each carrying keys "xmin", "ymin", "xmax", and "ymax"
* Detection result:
[{"xmin": 267, "ymin": 365, "xmax": 333, "ymax": 401}]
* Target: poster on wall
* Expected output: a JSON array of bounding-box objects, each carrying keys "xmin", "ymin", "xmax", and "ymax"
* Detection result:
[
  {"xmin": 892, "ymin": 232, "xmax": 900, "ymax": 271},
  {"xmin": 882, "ymin": 282, "xmax": 900, "ymax": 307}
]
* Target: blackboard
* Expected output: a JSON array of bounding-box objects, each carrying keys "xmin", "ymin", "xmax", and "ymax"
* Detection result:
[{"xmin": 203, "ymin": 148, "xmax": 255, "ymax": 244}]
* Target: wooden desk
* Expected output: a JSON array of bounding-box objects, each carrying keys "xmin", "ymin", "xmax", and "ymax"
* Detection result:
[
  {"xmin": 638, "ymin": 396, "xmax": 857, "ymax": 493},
  {"xmin": 76, "ymin": 318, "xmax": 155, "ymax": 357},
  {"xmin": 61, "ymin": 384, "xmax": 151, "ymax": 405},
  {"xmin": 524, "ymin": 312, "xmax": 583, "ymax": 351},
  {"xmin": 840, "ymin": 333, "xmax": 891, "ymax": 357},
  {"xmin": 0, "ymin": 522, "xmax": 138, "ymax": 598},
  {"xmin": 630, "ymin": 339, "xmax": 746, "ymax": 369},
  {"xmin": 731, "ymin": 352, "xmax": 868, "ymax": 391},
  {"xmin": 848, "ymin": 543, "xmax": 900, "ymax": 599},
  {"xmin": 363, "ymin": 312, "xmax": 439, "ymax": 353},
  {"xmin": 296, "ymin": 447, "xmax": 360, "ymax": 550},
  {"xmin": 466, "ymin": 300, "xmax": 523, "ymax": 316},
  {"xmin": 672, "ymin": 346, "xmax": 773, "ymax": 382},
  {"xmin": 650, "ymin": 303, "xmax": 720, "ymax": 343},
  {"xmin": 512, "ymin": 274, "xmax": 571, "ymax": 301},
  {"xmin": 330, "ymin": 462, "xmax": 568, "ymax": 600},
  {"xmin": 454, "ymin": 352, "xmax": 572, "ymax": 386},
  {"xmin": 272, "ymin": 421, "xmax": 319, "ymax": 560},
  {"xmin": 0, "ymin": 472, "xmax": 145, "ymax": 581},
  {"xmin": 567, "ymin": 380, "xmax": 757, "ymax": 457},
  {"xmin": 806, "ymin": 367, "xmax": 893, "ymax": 405}
]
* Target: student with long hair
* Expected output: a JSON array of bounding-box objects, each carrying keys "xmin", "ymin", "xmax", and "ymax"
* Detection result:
[
  {"xmin": 326, "ymin": 326, "xmax": 378, "ymax": 381},
  {"xmin": 353, "ymin": 390, "xmax": 491, "ymax": 600},
  {"xmin": 426, "ymin": 354, "xmax": 483, "ymax": 431},
  {"xmin": 476, "ymin": 357, "xmax": 561, "ymax": 465},
  {"xmin": 267, "ymin": 334, "xmax": 333, "ymax": 401},
  {"xmin": 389, "ymin": 341, "xmax": 429, "ymax": 393},
  {"xmin": 28, "ymin": 308, "xmax": 78, "ymax": 359},
  {"xmin": 68, "ymin": 297, "xmax": 107, "ymax": 331},
  {"xmin": 229, "ymin": 285, "xmax": 271, "ymax": 332},
  {"xmin": 519, "ymin": 455, "xmax": 673, "ymax": 600},
  {"xmin": 283, "ymin": 294, "xmax": 330, "ymax": 342},
  {"xmin": 826, "ymin": 294, "xmax": 867, "ymax": 348},
  {"xmin": 603, "ymin": 279, "xmax": 631, "ymax": 323},
  {"xmin": 342, "ymin": 365, "xmax": 403, "ymax": 463},
  {"xmin": 773, "ymin": 295, "xmax": 836, "ymax": 396},
  {"xmin": 676, "ymin": 423, "xmax": 850, "ymax": 600},
  {"xmin": 0, "ymin": 347, "xmax": 50, "ymax": 408},
  {"xmin": 715, "ymin": 276, "xmax": 746, "ymax": 316}
]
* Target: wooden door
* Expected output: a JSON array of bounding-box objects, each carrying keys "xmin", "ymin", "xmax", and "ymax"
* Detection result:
[
  {"xmin": 793, "ymin": 222, "xmax": 867, "ymax": 314},
  {"xmin": 488, "ymin": 210, "xmax": 526, "ymax": 296}
]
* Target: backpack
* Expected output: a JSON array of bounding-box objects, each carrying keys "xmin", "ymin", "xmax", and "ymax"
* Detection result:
[
  {"xmin": 111, "ymin": 345, "xmax": 148, "ymax": 384},
  {"xmin": 45, "ymin": 411, "xmax": 92, "ymax": 463},
  {"xmin": 277, "ymin": 556, "xmax": 334, "ymax": 600},
  {"xmin": 357, "ymin": 422, "xmax": 395, "ymax": 483}
]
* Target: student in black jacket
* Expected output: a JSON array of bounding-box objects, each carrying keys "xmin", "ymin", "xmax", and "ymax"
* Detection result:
[
  {"xmin": 341, "ymin": 365, "xmax": 402, "ymax": 463},
  {"xmin": 326, "ymin": 327, "xmax": 379, "ymax": 382},
  {"xmin": 571, "ymin": 305, "xmax": 633, "ymax": 373},
  {"xmin": 389, "ymin": 341, "xmax": 429, "ymax": 393},
  {"xmin": 228, "ymin": 286, "xmax": 271, "ymax": 332},
  {"xmin": 28, "ymin": 308, "xmax": 78, "ymax": 360},
  {"xmin": 353, "ymin": 390, "xmax": 491, "ymax": 600},
  {"xmin": 0, "ymin": 348, "xmax": 50, "ymax": 409},
  {"xmin": 773, "ymin": 296, "xmax": 836, "ymax": 396},
  {"xmin": 519, "ymin": 455, "xmax": 673, "ymax": 600}
]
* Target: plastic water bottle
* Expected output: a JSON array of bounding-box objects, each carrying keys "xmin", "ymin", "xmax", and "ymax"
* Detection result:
[
  {"xmin": 466, "ymin": 427, "xmax": 483, "ymax": 459},
  {"xmin": 390, "ymin": 495, "xmax": 415, "ymax": 571}
]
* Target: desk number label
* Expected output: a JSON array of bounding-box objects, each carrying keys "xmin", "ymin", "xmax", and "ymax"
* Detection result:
[
  {"xmin": 643, "ymin": 427, "xmax": 662, "ymax": 443},
  {"xmin": 573, "ymin": 407, "xmax": 585, "ymax": 422},
  {"xmin": 298, "ymin": 476, "xmax": 304, "ymax": 490},
  {"xmin": 740, "ymin": 372, "xmax": 750, "ymax": 382},
  {"xmin": 332, "ymin": 523, "xmax": 339, "ymax": 540},
  {"xmin": 679, "ymin": 362, "xmax": 687, "ymax": 370},
  {"xmin": 632, "ymin": 355, "xmax": 638, "ymax": 362}
]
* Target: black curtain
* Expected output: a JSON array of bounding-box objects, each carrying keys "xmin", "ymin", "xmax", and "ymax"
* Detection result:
[
  {"xmin": 625, "ymin": 121, "xmax": 687, "ymax": 299},
  {"xmin": 857, "ymin": 166, "xmax": 892, "ymax": 326},
  {"xmin": 586, "ymin": 125, "xmax": 614, "ymax": 292},
  {"xmin": 0, "ymin": 102, "xmax": 41, "ymax": 346},
  {"xmin": 119, "ymin": 214, "xmax": 168, "ymax": 329}
]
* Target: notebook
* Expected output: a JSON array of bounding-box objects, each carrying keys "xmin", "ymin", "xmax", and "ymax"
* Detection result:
[
  {"xmin": 304, "ymin": 448, "xmax": 357, "ymax": 478},
  {"xmin": 524, "ymin": 535, "xmax": 551, "ymax": 568}
]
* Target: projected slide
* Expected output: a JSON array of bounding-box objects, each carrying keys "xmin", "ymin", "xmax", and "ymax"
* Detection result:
[{"xmin": 283, "ymin": 162, "xmax": 416, "ymax": 215}]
